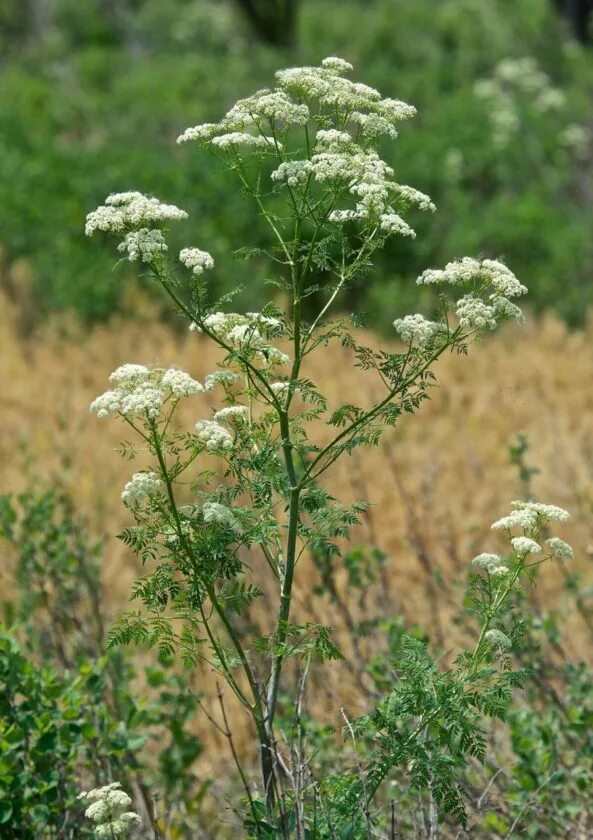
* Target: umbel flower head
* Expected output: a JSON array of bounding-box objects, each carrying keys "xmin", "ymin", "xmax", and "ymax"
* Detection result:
[
  {"xmin": 91, "ymin": 365, "xmax": 204, "ymax": 420},
  {"xmin": 85, "ymin": 191, "xmax": 187, "ymax": 237},
  {"xmin": 78, "ymin": 782, "xmax": 141, "ymax": 838},
  {"xmin": 177, "ymin": 56, "xmax": 434, "ymax": 238}
]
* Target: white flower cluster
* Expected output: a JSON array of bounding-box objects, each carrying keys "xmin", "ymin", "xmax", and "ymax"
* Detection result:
[
  {"xmin": 177, "ymin": 57, "xmax": 425, "ymax": 239},
  {"xmin": 275, "ymin": 57, "xmax": 416, "ymax": 127},
  {"xmin": 78, "ymin": 783, "xmax": 141, "ymax": 838},
  {"xmin": 491, "ymin": 500, "xmax": 570, "ymax": 533},
  {"xmin": 418, "ymin": 258, "xmax": 526, "ymax": 296},
  {"xmin": 455, "ymin": 295, "xmax": 496, "ymax": 330},
  {"xmin": 201, "ymin": 312, "xmax": 289, "ymax": 367},
  {"xmin": 161, "ymin": 368, "xmax": 204, "ymax": 397},
  {"xmin": 394, "ymin": 184, "xmax": 436, "ymax": 213},
  {"xmin": 203, "ymin": 370, "xmax": 241, "ymax": 390},
  {"xmin": 195, "ymin": 419, "xmax": 234, "ymax": 453},
  {"xmin": 91, "ymin": 365, "xmax": 203, "ymax": 419},
  {"xmin": 484, "ymin": 629, "xmax": 512, "ymax": 649},
  {"xmin": 474, "ymin": 58, "xmax": 567, "ymax": 147},
  {"xmin": 311, "ymin": 147, "xmax": 405, "ymax": 224},
  {"xmin": 472, "ymin": 553, "xmax": 509, "ymax": 578},
  {"xmin": 511, "ymin": 536, "xmax": 542, "ymax": 555},
  {"xmin": 269, "ymin": 381, "xmax": 290, "ymax": 395},
  {"xmin": 379, "ymin": 211, "xmax": 416, "ymax": 238},
  {"xmin": 393, "ymin": 314, "xmax": 442, "ymax": 346},
  {"xmin": 178, "ymin": 88, "xmax": 308, "ymax": 146},
  {"xmin": 214, "ymin": 405, "xmax": 248, "ymax": 423},
  {"xmin": 202, "ymin": 501, "xmax": 239, "ymax": 531},
  {"xmin": 121, "ymin": 472, "xmax": 164, "ymax": 506},
  {"xmin": 179, "ymin": 247, "xmax": 214, "ymax": 275},
  {"xmin": 546, "ymin": 537, "xmax": 573, "ymax": 560},
  {"xmin": 85, "ymin": 191, "xmax": 187, "ymax": 237},
  {"xmin": 211, "ymin": 132, "xmax": 278, "ymax": 149},
  {"xmin": 117, "ymin": 228, "xmax": 168, "ymax": 263},
  {"xmin": 418, "ymin": 257, "xmax": 527, "ymax": 330},
  {"xmin": 271, "ymin": 160, "xmax": 313, "ymax": 186}
]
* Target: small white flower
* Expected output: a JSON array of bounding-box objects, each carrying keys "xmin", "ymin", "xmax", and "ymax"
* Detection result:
[
  {"xmin": 315, "ymin": 129, "xmax": 353, "ymax": 148},
  {"xmin": 490, "ymin": 565, "xmax": 510, "ymax": 578},
  {"xmin": 456, "ymin": 295, "xmax": 496, "ymax": 330},
  {"xmin": 546, "ymin": 537, "xmax": 573, "ymax": 560},
  {"xmin": 214, "ymin": 405, "xmax": 248, "ymax": 423},
  {"xmin": 203, "ymin": 370, "xmax": 241, "ymax": 391},
  {"xmin": 271, "ymin": 160, "xmax": 313, "ymax": 186},
  {"xmin": 321, "ymin": 56, "xmax": 354, "ymax": 75},
  {"xmin": 79, "ymin": 782, "xmax": 140, "ymax": 838},
  {"xmin": 211, "ymin": 132, "xmax": 278, "ymax": 150},
  {"xmin": 393, "ymin": 314, "xmax": 442, "ymax": 346},
  {"xmin": 511, "ymin": 500, "xmax": 570, "ymax": 523},
  {"xmin": 195, "ymin": 419, "xmax": 234, "ymax": 453},
  {"xmin": 117, "ymin": 228, "xmax": 167, "ymax": 263},
  {"xmin": 109, "ymin": 364, "xmax": 150, "ymax": 385},
  {"xmin": 162, "ymin": 368, "xmax": 203, "ymax": 397},
  {"xmin": 491, "ymin": 510, "xmax": 538, "ymax": 531},
  {"xmin": 90, "ymin": 390, "xmax": 122, "ymax": 419},
  {"xmin": 511, "ymin": 536, "xmax": 542, "ymax": 555},
  {"xmin": 472, "ymin": 553, "xmax": 503, "ymax": 572},
  {"xmin": 179, "ymin": 247, "xmax": 214, "ymax": 275},
  {"xmin": 121, "ymin": 472, "xmax": 164, "ymax": 506},
  {"xmin": 269, "ymin": 381, "xmax": 290, "ymax": 395},
  {"xmin": 328, "ymin": 209, "xmax": 360, "ymax": 223},
  {"xmin": 379, "ymin": 211, "xmax": 416, "ymax": 238},
  {"xmin": 85, "ymin": 192, "xmax": 187, "ymax": 237},
  {"xmin": 394, "ymin": 184, "xmax": 436, "ymax": 212}
]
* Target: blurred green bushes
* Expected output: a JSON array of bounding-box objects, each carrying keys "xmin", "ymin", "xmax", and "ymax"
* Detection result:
[{"xmin": 1, "ymin": 0, "xmax": 592, "ymax": 328}]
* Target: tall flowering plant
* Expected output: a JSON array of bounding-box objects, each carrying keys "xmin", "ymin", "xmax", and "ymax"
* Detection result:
[{"xmin": 84, "ymin": 57, "xmax": 570, "ymax": 835}]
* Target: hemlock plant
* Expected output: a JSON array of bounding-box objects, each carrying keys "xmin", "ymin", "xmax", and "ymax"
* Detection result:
[{"xmin": 83, "ymin": 57, "xmax": 573, "ymax": 836}]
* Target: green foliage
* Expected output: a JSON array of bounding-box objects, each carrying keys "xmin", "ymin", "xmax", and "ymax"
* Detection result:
[{"xmin": 0, "ymin": 486, "xmax": 208, "ymax": 837}]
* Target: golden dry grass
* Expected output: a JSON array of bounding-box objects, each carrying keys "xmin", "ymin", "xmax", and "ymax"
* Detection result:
[{"xmin": 2, "ymin": 288, "xmax": 593, "ymax": 779}]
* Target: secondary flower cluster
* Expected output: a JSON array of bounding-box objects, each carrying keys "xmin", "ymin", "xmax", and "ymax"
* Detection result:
[
  {"xmin": 179, "ymin": 247, "xmax": 215, "ymax": 275},
  {"xmin": 473, "ymin": 502, "xmax": 571, "ymax": 579},
  {"xmin": 91, "ymin": 364, "xmax": 204, "ymax": 420},
  {"xmin": 393, "ymin": 314, "xmax": 444, "ymax": 347},
  {"xmin": 122, "ymin": 472, "xmax": 164, "ymax": 507},
  {"xmin": 78, "ymin": 783, "xmax": 141, "ymax": 838},
  {"xmin": 194, "ymin": 312, "xmax": 289, "ymax": 368},
  {"xmin": 471, "ymin": 500, "xmax": 572, "ymax": 651},
  {"xmin": 416, "ymin": 257, "xmax": 527, "ymax": 330}
]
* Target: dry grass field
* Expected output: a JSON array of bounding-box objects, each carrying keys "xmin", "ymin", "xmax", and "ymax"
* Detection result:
[{"xmin": 2, "ymin": 286, "xmax": 593, "ymax": 779}]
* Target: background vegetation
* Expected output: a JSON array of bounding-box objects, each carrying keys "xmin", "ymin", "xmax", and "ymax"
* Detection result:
[{"xmin": 1, "ymin": 0, "xmax": 592, "ymax": 327}]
